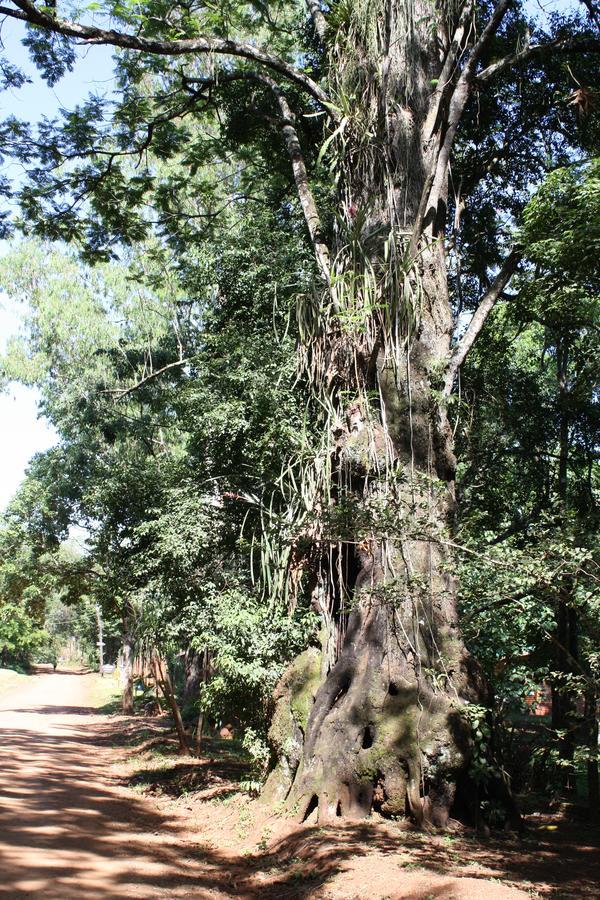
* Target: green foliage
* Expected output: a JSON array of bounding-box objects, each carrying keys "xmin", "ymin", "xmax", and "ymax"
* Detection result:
[
  {"xmin": 0, "ymin": 196, "xmax": 315, "ymax": 734},
  {"xmin": 456, "ymin": 160, "xmax": 599, "ymax": 800},
  {"xmin": 22, "ymin": 28, "xmax": 76, "ymax": 87},
  {"xmin": 192, "ymin": 587, "xmax": 315, "ymax": 728},
  {"xmin": 518, "ymin": 159, "xmax": 600, "ymax": 336},
  {"xmin": 0, "ymin": 601, "xmax": 46, "ymax": 665}
]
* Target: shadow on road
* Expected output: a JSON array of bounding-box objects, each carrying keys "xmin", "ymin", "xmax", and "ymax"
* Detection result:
[{"xmin": 1, "ymin": 673, "xmax": 599, "ymax": 899}]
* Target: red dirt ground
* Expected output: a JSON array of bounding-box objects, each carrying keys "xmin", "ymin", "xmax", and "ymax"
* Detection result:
[{"xmin": 0, "ymin": 670, "xmax": 597, "ymax": 899}]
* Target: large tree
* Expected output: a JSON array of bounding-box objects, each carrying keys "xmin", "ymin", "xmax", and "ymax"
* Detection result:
[{"xmin": 0, "ymin": 0, "xmax": 597, "ymax": 827}]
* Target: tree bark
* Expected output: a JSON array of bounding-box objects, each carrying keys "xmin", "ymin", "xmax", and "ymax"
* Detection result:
[
  {"xmin": 182, "ymin": 647, "xmax": 202, "ymax": 713},
  {"xmin": 195, "ymin": 649, "xmax": 210, "ymax": 757},
  {"xmin": 121, "ymin": 628, "xmax": 134, "ymax": 716},
  {"xmin": 286, "ymin": 310, "xmax": 482, "ymax": 827}
]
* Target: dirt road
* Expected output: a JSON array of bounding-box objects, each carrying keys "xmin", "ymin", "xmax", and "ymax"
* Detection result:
[
  {"xmin": 0, "ymin": 671, "xmax": 541, "ymax": 900},
  {"xmin": 0, "ymin": 670, "xmax": 215, "ymax": 899}
]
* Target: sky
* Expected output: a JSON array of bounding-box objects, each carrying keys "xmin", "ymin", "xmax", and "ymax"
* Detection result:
[
  {"xmin": 0, "ymin": 337, "xmax": 57, "ymax": 512},
  {"xmin": 0, "ymin": 0, "xmax": 584, "ymax": 512},
  {"xmin": 0, "ymin": 19, "xmax": 114, "ymax": 511}
]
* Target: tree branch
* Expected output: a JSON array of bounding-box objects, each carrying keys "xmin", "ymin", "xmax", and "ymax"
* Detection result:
[
  {"xmin": 463, "ymin": 0, "xmax": 513, "ymax": 74},
  {"xmin": 254, "ymin": 73, "xmax": 331, "ymax": 283},
  {"xmin": 463, "ymin": 588, "xmax": 536, "ymax": 623},
  {"xmin": 423, "ymin": 0, "xmax": 475, "ymax": 141},
  {"xmin": 429, "ymin": 0, "xmax": 512, "ymax": 188},
  {"xmin": 101, "ymin": 358, "xmax": 189, "ymax": 401},
  {"xmin": 414, "ymin": 0, "xmax": 512, "ymax": 253},
  {"xmin": 306, "ymin": 0, "xmax": 328, "ymax": 43},
  {"xmin": 477, "ymin": 34, "xmax": 600, "ymax": 84},
  {"xmin": 443, "ymin": 248, "xmax": 520, "ymax": 396},
  {"xmin": 0, "ymin": 0, "xmax": 333, "ymax": 112},
  {"xmin": 183, "ymin": 68, "xmax": 331, "ymax": 281}
]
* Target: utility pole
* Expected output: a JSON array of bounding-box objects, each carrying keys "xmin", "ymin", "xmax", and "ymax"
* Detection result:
[{"xmin": 96, "ymin": 603, "xmax": 105, "ymax": 677}]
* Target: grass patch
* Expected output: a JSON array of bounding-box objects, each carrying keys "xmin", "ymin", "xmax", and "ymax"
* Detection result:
[{"xmin": 88, "ymin": 672, "xmax": 122, "ymax": 713}]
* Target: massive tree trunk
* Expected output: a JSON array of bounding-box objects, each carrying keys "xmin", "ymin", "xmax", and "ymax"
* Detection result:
[
  {"xmin": 285, "ymin": 284, "xmax": 481, "ymax": 827},
  {"xmin": 269, "ymin": 0, "xmax": 489, "ymax": 828}
]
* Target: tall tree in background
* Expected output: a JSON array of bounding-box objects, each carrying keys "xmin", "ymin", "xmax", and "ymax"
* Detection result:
[
  {"xmin": 457, "ymin": 160, "xmax": 599, "ymax": 812},
  {"xmin": 0, "ymin": 0, "xmax": 597, "ymax": 826},
  {"xmin": 0, "ymin": 222, "xmax": 314, "ymax": 744}
]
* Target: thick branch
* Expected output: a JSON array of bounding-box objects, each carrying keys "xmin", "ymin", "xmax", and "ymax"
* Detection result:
[
  {"xmin": 269, "ymin": 88, "xmax": 331, "ymax": 281},
  {"xmin": 184, "ymin": 69, "xmax": 331, "ymax": 281},
  {"xmin": 255, "ymin": 73, "xmax": 331, "ymax": 282},
  {"xmin": 306, "ymin": 0, "xmax": 327, "ymax": 43},
  {"xmin": 464, "ymin": 0, "xmax": 513, "ymax": 74},
  {"xmin": 0, "ymin": 0, "xmax": 333, "ymax": 111},
  {"xmin": 431, "ymin": 0, "xmax": 512, "ymax": 178},
  {"xmin": 419, "ymin": 4, "xmax": 598, "ymax": 246},
  {"xmin": 416, "ymin": 0, "xmax": 512, "ymax": 251},
  {"xmin": 443, "ymin": 248, "xmax": 520, "ymax": 396},
  {"xmin": 477, "ymin": 35, "xmax": 600, "ymax": 84},
  {"xmin": 423, "ymin": 0, "xmax": 475, "ymax": 141}
]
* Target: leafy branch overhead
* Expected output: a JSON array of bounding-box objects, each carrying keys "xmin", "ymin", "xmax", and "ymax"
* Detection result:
[{"xmin": 1, "ymin": 0, "xmax": 598, "ymax": 374}]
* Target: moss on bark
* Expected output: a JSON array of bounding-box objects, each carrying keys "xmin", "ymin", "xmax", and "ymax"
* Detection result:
[{"xmin": 261, "ymin": 647, "xmax": 322, "ymax": 805}]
